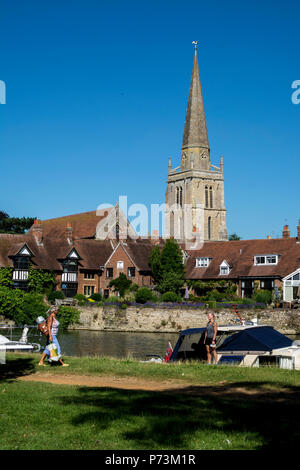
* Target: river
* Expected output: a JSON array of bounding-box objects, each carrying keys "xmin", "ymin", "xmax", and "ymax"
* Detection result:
[{"xmin": 58, "ymin": 330, "xmax": 179, "ymax": 360}]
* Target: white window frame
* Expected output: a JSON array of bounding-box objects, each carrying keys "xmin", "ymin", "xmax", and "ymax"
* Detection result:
[
  {"xmin": 195, "ymin": 257, "xmax": 211, "ymax": 268},
  {"xmin": 219, "ymin": 260, "xmax": 230, "ymax": 276},
  {"xmin": 117, "ymin": 261, "xmax": 124, "ymax": 269},
  {"xmin": 254, "ymin": 254, "xmax": 278, "ymax": 266}
]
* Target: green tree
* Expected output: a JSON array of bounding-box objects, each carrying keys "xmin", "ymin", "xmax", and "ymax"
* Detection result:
[
  {"xmin": 148, "ymin": 246, "xmax": 162, "ymax": 284},
  {"xmin": 229, "ymin": 233, "xmax": 241, "ymax": 241},
  {"xmin": 0, "ymin": 266, "xmax": 13, "ymax": 288},
  {"xmin": 109, "ymin": 273, "xmax": 132, "ymax": 298},
  {"xmin": 27, "ymin": 266, "xmax": 56, "ymax": 294},
  {"xmin": 0, "ymin": 211, "xmax": 35, "ymax": 234},
  {"xmin": 149, "ymin": 239, "xmax": 185, "ymax": 294}
]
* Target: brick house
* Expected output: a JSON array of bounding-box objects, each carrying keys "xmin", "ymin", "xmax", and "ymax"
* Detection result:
[
  {"xmin": 0, "ymin": 209, "xmax": 164, "ymax": 298},
  {"xmin": 185, "ymin": 221, "xmax": 300, "ymax": 301}
]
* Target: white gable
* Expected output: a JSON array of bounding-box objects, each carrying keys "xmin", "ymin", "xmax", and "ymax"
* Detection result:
[
  {"xmin": 19, "ymin": 247, "xmax": 31, "ymax": 256},
  {"xmin": 68, "ymin": 249, "xmax": 79, "ymax": 259}
]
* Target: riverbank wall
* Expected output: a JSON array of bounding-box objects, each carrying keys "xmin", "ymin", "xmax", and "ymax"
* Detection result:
[{"xmin": 71, "ymin": 305, "xmax": 300, "ymax": 335}]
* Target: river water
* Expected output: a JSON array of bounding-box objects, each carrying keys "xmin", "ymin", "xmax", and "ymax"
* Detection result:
[
  {"xmin": 58, "ymin": 330, "xmax": 180, "ymax": 360},
  {"xmin": 57, "ymin": 330, "xmax": 299, "ymax": 360}
]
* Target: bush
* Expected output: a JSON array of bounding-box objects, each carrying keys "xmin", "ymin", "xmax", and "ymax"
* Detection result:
[
  {"xmin": 57, "ymin": 306, "xmax": 80, "ymax": 329},
  {"xmin": 205, "ymin": 300, "xmax": 217, "ymax": 309},
  {"xmin": 0, "ymin": 287, "xmax": 48, "ymax": 325},
  {"xmin": 74, "ymin": 293, "xmax": 89, "ymax": 305},
  {"xmin": 135, "ymin": 287, "xmax": 154, "ymax": 304},
  {"xmin": 90, "ymin": 293, "xmax": 102, "ymax": 302},
  {"xmin": 103, "ymin": 295, "xmax": 120, "ymax": 304},
  {"xmin": 254, "ymin": 290, "xmax": 272, "ymax": 305},
  {"xmin": 161, "ymin": 291, "xmax": 181, "ymax": 303},
  {"xmin": 48, "ymin": 290, "xmax": 65, "ymax": 304}
]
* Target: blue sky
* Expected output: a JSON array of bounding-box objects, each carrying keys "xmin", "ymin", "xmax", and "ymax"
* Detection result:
[{"xmin": 0, "ymin": 0, "xmax": 299, "ymax": 240}]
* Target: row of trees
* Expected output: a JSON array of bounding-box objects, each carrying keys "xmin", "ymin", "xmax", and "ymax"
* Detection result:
[{"xmin": 0, "ymin": 211, "xmax": 35, "ymax": 234}]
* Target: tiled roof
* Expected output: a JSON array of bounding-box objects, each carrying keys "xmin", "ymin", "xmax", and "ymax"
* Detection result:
[
  {"xmin": 186, "ymin": 237, "xmax": 300, "ymax": 280},
  {"xmin": 29, "ymin": 209, "xmax": 112, "ymax": 240}
]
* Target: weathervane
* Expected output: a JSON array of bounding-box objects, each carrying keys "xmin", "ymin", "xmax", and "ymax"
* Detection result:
[{"xmin": 192, "ymin": 40, "xmax": 198, "ymax": 52}]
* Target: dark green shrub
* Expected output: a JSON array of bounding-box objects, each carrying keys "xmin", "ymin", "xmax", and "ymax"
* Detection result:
[
  {"xmin": 161, "ymin": 291, "xmax": 181, "ymax": 303},
  {"xmin": 90, "ymin": 293, "xmax": 102, "ymax": 302},
  {"xmin": 0, "ymin": 287, "xmax": 48, "ymax": 325},
  {"xmin": 104, "ymin": 295, "xmax": 120, "ymax": 303},
  {"xmin": 135, "ymin": 287, "xmax": 154, "ymax": 304},
  {"xmin": 74, "ymin": 293, "xmax": 89, "ymax": 305},
  {"xmin": 254, "ymin": 290, "xmax": 272, "ymax": 305},
  {"xmin": 48, "ymin": 290, "xmax": 65, "ymax": 304},
  {"xmin": 205, "ymin": 300, "xmax": 217, "ymax": 309},
  {"xmin": 57, "ymin": 306, "xmax": 80, "ymax": 329}
]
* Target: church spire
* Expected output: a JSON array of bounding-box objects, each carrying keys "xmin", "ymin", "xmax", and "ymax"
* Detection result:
[{"xmin": 182, "ymin": 43, "xmax": 210, "ymax": 163}]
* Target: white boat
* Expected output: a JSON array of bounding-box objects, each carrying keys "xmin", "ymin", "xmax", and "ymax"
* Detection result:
[{"xmin": 0, "ymin": 325, "xmax": 42, "ymax": 352}]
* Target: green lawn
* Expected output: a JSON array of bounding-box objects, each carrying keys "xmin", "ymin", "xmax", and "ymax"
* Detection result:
[{"xmin": 0, "ymin": 353, "xmax": 300, "ymax": 450}]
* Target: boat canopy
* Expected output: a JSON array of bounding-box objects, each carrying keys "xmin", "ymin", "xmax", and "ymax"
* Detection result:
[{"xmin": 217, "ymin": 326, "xmax": 292, "ymax": 354}]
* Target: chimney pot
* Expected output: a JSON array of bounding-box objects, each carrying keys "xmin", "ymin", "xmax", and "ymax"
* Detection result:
[{"xmin": 282, "ymin": 225, "xmax": 290, "ymax": 239}]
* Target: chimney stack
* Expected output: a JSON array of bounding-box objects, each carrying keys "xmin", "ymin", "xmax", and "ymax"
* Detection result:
[
  {"xmin": 66, "ymin": 222, "xmax": 73, "ymax": 245},
  {"xmin": 282, "ymin": 225, "xmax": 290, "ymax": 239},
  {"xmin": 297, "ymin": 220, "xmax": 300, "ymax": 240},
  {"xmin": 32, "ymin": 218, "xmax": 43, "ymax": 246}
]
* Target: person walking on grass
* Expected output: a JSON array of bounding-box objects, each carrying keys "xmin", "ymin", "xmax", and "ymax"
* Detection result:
[
  {"xmin": 204, "ymin": 312, "xmax": 218, "ymax": 364},
  {"xmin": 38, "ymin": 307, "xmax": 69, "ymax": 367}
]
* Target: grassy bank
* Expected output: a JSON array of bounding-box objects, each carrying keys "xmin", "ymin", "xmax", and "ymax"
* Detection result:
[{"xmin": 1, "ymin": 353, "xmax": 300, "ymax": 450}]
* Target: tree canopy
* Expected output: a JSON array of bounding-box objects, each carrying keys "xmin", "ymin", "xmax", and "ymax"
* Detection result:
[
  {"xmin": 0, "ymin": 211, "xmax": 35, "ymax": 234},
  {"xmin": 149, "ymin": 239, "xmax": 185, "ymax": 294}
]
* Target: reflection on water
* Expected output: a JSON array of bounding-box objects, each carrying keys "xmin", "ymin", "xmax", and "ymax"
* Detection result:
[{"xmin": 58, "ymin": 330, "xmax": 180, "ymax": 360}]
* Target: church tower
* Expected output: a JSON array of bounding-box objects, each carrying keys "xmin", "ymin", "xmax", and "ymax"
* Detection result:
[{"xmin": 165, "ymin": 44, "xmax": 228, "ymax": 243}]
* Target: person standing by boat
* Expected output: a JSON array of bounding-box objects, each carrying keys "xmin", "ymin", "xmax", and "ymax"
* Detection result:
[
  {"xmin": 204, "ymin": 313, "xmax": 218, "ymax": 364},
  {"xmin": 38, "ymin": 307, "xmax": 69, "ymax": 367}
]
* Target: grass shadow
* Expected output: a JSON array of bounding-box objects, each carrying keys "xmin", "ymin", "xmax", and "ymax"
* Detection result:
[
  {"xmin": 0, "ymin": 354, "xmax": 36, "ymax": 382},
  {"xmin": 57, "ymin": 381, "xmax": 300, "ymax": 450}
]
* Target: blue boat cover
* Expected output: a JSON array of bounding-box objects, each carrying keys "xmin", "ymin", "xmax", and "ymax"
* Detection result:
[{"xmin": 217, "ymin": 326, "xmax": 292, "ymax": 353}]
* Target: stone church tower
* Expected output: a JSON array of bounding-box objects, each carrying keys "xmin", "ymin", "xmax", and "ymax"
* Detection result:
[{"xmin": 165, "ymin": 45, "xmax": 228, "ymax": 243}]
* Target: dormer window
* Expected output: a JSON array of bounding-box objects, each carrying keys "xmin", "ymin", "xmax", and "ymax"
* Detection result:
[
  {"xmin": 196, "ymin": 257, "xmax": 211, "ymax": 268},
  {"xmin": 12, "ymin": 244, "xmax": 33, "ymax": 290},
  {"xmin": 61, "ymin": 249, "xmax": 79, "ymax": 297},
  {"xmin": 219, "ymin": 260, "xmax": 230, "ymax": 275},
  {"xmin": 254, "ymin": 255, "xmax": 278, "ymax": 265}
]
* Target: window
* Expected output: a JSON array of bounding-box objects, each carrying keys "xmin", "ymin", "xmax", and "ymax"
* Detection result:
[
  {"xmin": 205, "ymin": 186, "xmax": 209, "ymax": 208},
  {"xmin": 106, "ymin": 267, "xmax": 113, "ymax": 278},
  {"xmin": 209, "ymin": 186, "xmax": 213, "ymax": 208},
  {"xmin": 13, "ymin": 256, "xmax": 30, "ymax": 270},
  {"xmin": 196, "ymin": 257, "xmax": 211, "ymax": 268},
  {"xmin": 220, "ymin": 266, "xmax": 230, "ymax": 275},
  {"xmin": 84, "ymin": 285, "xmax": 95, "ymax": 297},
  {"xmin": 208, "ymin": 216, "xmax": 211, "ymax": 240},
  {"xmin": 84, "ymin": 273, "xmax": 95, "ymax": 280},
  {"xmin": 128, "ymin": 267, "xmax": 136, "ymax": 278},
  {"xmin": 117, "ymin": 261, "xmax": 124, "ymax": 269},
  {"xmin": 254, "ymin": 255, "xmax": 278, "ymax": 265},
  {"xmin": 219, "ymin": 261, "xmax": 230, "ymax": 275}
]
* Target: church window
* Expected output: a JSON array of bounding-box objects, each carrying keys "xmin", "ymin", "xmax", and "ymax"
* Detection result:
[
  {"xmin": 180, "ymin": 187, "xmax": 183, "ymax": 207},
  {"xmin": 176, "ymin": 187, "xmax": 179, "ymax": 205},
  {"xmin": 208, "ymin": 216, "xmax": 212, "ymax": 240},
  {"xmin": 205, "ymin": 186, "xmax": 209, "ymax": 208},
  {"xmin": 209, "ymin": 186, "xmax": 213, "ymax": 208}
]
